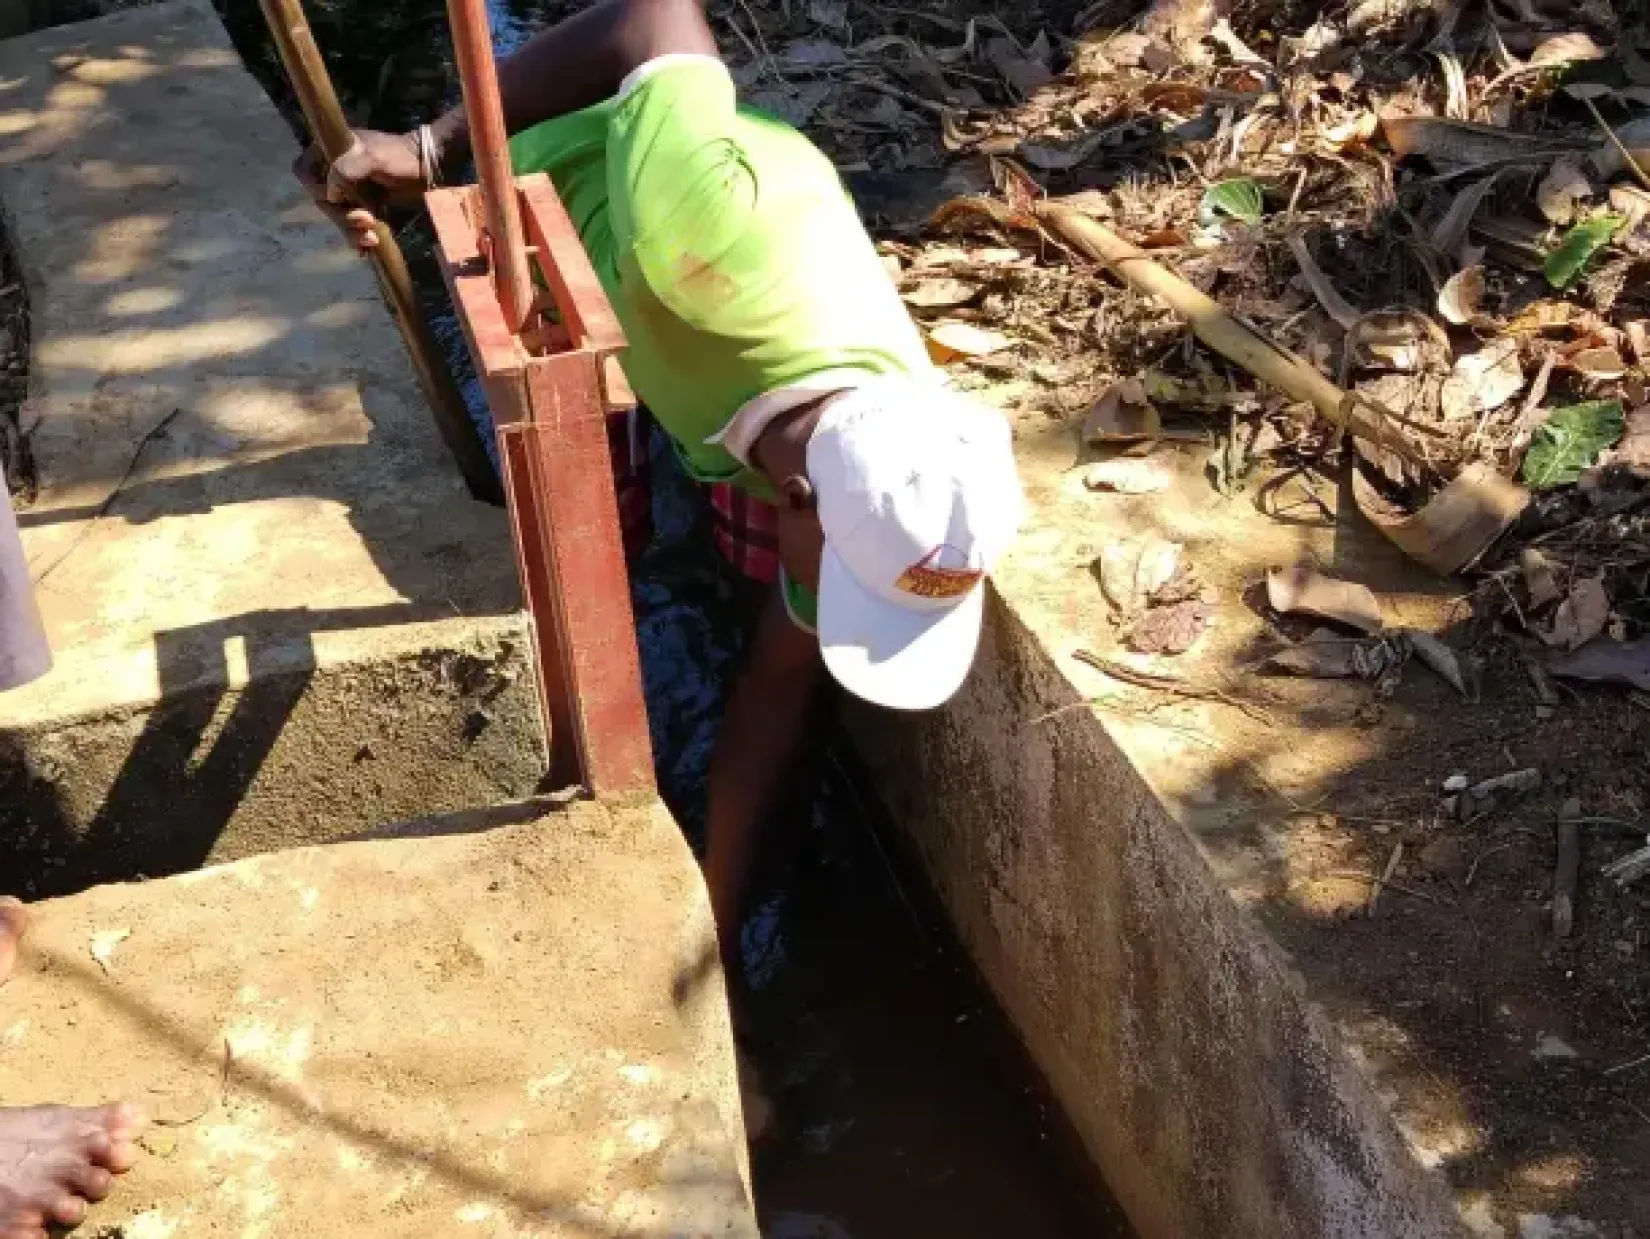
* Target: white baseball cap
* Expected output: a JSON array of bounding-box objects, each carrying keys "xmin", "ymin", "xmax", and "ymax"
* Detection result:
[{"xmin": 807, "ymin": 381, "xmax": 1024, "ymax": 711}]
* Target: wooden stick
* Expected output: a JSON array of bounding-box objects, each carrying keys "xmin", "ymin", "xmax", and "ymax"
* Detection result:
[
  {"xmin": 1035, "ymin": 203, "xmax": 1439, "ymax": 475},
  {"xmin": 256, "ymin": 0, "xmax": 501, "ymax": 505}
]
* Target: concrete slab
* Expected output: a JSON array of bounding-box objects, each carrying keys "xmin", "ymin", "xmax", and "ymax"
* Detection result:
[
  {"xmin": 849, "ymin": 399, "xmax": 1622, "ymax": 1237},
  {"xmin": 0, "ymin": 796, "xmax": 759, "ymax": 1238},
  {"xmin": 0, "ymin": 1, "xmax": 540, "ymax": 890}
]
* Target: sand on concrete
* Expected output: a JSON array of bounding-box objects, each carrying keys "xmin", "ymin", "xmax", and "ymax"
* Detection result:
[{"xmin": 0, "ymin": 797, "xmax": 758, "ymax": 1238}]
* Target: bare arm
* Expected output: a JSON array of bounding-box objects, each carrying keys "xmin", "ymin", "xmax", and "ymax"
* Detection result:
[
  {"xmin": 430, "ymin": 0, "xmax": 719, "ymax": 171},
  {"xmin": 309, "ymin": 0, "xmax": 718, "ymax": 242}
]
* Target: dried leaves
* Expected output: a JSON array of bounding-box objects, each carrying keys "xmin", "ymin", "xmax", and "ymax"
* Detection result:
[{"xmin": 1267, "ymin": 564, "xmax": 1385, "ymax": 634}]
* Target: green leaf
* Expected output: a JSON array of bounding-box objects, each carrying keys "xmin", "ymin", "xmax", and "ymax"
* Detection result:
[
  {"xmin": 1544, "ymin": 215, "xmax": 1625, "ymax": 289},
  {"xmin": 1521, "ymin": 399, "xmax": 1626, "ymax": 490},
  {"xmin": 1201, "ymin": 178, "xmax": 1264, "ymax": 225}
]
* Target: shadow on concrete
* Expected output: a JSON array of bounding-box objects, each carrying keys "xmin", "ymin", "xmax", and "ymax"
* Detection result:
[
  {"xmin": 0, "ymin": 15, "xmax": 528, "ymax": 895},
  {"xmin": 0, "ymin": 596, "xmax": 502, "ymax": 899}
]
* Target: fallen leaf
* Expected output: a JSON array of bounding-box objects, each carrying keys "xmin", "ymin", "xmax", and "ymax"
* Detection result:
[
  {"xmin": 1264, "ymin": 630, "xmax": 1366, "ymax": 679},
  {"xmin": 1542, "ymin": 576, "xmax": 1611, "ymax": 650},
  {"xmin": 1569, "ymin": 346, "xmax": 1627, "ymax": 380},
  {"xmin": 1138, "ymin": 226, "xmax": 1190, "ymax": 249},
  {"xmin": 1322, "ymin": 111, "xmax": 1380, "ymax": 152},
  {"xmin": 1606, "ymin": 406, "xmax": 1650, "ymax": 471},
  {"xmin": 1383, "ymin": 117, "xmax": 1584, "ymax": 168},
  {"xmin": 1522, "ymin": 399, "xmax": 1626, "ymax": 488},
  {"xmin": 1127, "ymin": 599, "xmax": 1210, "ymax": 655},
  {"xmin": 1099, "ymin": 537, "xmax": 1181, "ymax": 616},
  {"xmin": 748, "ymin": 82, "xmax": 833, "ymax": 128},
  {"xmin": 1441, "ymin": 340, "xmax": 1526, "ymax": 421},
  {"xmin": 1098, "ymin": 542, "xmax": 1138, "ymax": 613},
  {"xmin": 1402, "ymin": 629, "xmax": 1467, "ymax": 695},
  {"xmin": 901, "ymin": 278, "xmax": 981, "ymax": 310},
  {"xmin": 1267, "ymin": 563, "xmax": 1385, "ymax": 634},
  {"xmin": 1530, "ymin": 32, "xmax": 1610, "ymax": 68},
  {"xmin": 1431, "ymin": 173, "xmax": 1503, "ymax": 258},
  {"xmin": 1141, "ymin": 0, "xmax": 1220, "ymax": 59},
  {"xmin": 1610, "ymin": 185, "xmax": 1650, "ymax": 235},
  {"xmin": 1626, "ymin": 321, "xmax": 1650, "ymax": 364},
  {"xmin": 1135, "ymin": 539, "xmax": 1183, "ymax": 607},
  {"xmin": 781, "ymin": 39, "xmax": 850, "ymax": 68},
  {"xmin": 90, "ymin": 927, "xmax": 131, "ymax": 973},
  {"xmin": 1593, "ymin": 118, "xmax": 1650, "ymax": 181},
  {"xmin": 1287, "ymin": 235, "xmax": 1361, "ymax": 329},
  {"xmin": 806, "ymin": 0, "xmax": 849, "ymax": 32},
  {"xmin": 1201, "ymin": 178, "xmax": 1265, "ymax": 226},
  {"xmin": 1081, "ymin": 382, "xmax": 1160, "ymax": 443},
  {"xmin": 926, "ymin": 322, "xmax": 1014, "ymax": 361},
  {"xmin": 1437, "ymin": 266, "xmax": 1487, "ymax": 325},
  {"xmin": 1140, "ymin": 82, "xmax": 1209, "ymax": 113},
  {"xmin": 1549, "ymin": 637, "xmax": 1650, "ymax": 691},
  {"xmin": 1350, "ymin": 311, "xmax": 1451, "ymax": 373},
  {"xmin": 1085, "ymin": 459, "xmax": 1172, "ymax": 494},
  {"xmin": 1097, "ymin": 32, "xmax": 1154, "ymax": 69},
  {"xmin": 1149, "ymin": 561, "xmax": 1205, "ymax": 607},
  {"xmin": 1522, "ymin": 547, "xmax": 1562, "ymax": 609},
  {"xmin": 987, "ymin": 36, "xmax": 1053, "ymax": 98},
  {"xmin": 1264, "ymin": 629, "xmax": 1407, "ymax": 681},
  {"xmin": 1545, "ymin": 215, "xmax": 1625, "ymax": 290},
  {"xmin": 1537, "ymin": 156, "xmax": 1594, "ymax": 226}
]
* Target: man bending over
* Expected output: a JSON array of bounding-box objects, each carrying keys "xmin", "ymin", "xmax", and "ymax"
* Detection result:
[{"xmin": 314, "ymin": 0, "xmax": 1022, "ymax": 996}]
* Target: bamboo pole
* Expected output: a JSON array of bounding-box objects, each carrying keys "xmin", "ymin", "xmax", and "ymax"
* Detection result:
[
  {"xmin": 443, "ymin": 0, "xmax": 536, "ymax": 335},
  {"xmin": 1036, "ymin": 202, "xmax": 1439, "ymax": 472},
  {"xmin": 257, "ymin": 0, "xmax": 502, "ymax": 505},
  {"xmin": 1036, "ymin": 203, "xmax": 1531, "ymax": 573}
]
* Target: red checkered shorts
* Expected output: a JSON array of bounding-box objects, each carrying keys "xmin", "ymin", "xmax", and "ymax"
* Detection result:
[{"xmin": 605, "ymin": 410, "xmax": 780, "ymax": 585}]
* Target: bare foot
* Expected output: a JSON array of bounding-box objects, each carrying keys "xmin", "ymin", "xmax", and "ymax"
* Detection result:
[
  {"xmin": 0, "ymin": 1103, "xmax": 145, "ymax": 1238},
  {"xmin": 0, "ymin": 899, "xmax": 25, "ymax": 987}
]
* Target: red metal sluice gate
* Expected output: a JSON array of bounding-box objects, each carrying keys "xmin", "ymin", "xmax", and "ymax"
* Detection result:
[{"xmin": 429, "ymin": 0, "xmax": 653, "ymax": 797}]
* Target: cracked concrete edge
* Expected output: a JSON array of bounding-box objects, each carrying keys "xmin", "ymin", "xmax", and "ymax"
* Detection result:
[{"xmin": 846, "ymin": 587, "xmax": 1470, "ymax": 1239}]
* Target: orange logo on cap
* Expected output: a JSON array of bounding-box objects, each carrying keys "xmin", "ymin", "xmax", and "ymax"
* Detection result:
[{"xmin": 896, "ymin": 547, "xmax": 982, "ymax": 600}]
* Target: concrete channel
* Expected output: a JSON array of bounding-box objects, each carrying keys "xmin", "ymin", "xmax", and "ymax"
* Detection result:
[{"xmin": 0, "ymin": 1, "xmax": 1592, "ymax": 1237}]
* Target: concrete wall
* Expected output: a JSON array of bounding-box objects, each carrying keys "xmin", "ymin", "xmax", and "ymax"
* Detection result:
[
  {"xmin": 847, "ymin": 591, "xmax": 1467, "ymax": 1239},
  {"xmin": 1, "ymin": 621, "xmax": 542, "ymax": 898}
]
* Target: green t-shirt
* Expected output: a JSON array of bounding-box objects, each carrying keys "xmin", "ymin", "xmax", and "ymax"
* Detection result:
[{"xmin": 508, "ymin": 57, "xmax": 931, "ymax": 498}]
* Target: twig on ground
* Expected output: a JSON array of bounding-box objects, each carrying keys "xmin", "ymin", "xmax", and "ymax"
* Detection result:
[
  {"xmin": 1603, "ymin": 1050, "xmax": 1650, "ymax": 1077},
  {"xmin": 1073, "ymin": 649, "xmax": 1276, "ymax": 725},
  {"xmin": 1368, "ymin": 841, "xmax": 1404, "ymax": 914}
]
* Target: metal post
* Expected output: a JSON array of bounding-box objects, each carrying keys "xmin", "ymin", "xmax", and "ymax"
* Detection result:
[{"xmin": 443, "ymin": 0, "xmax": 536, "ymax": 335}]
